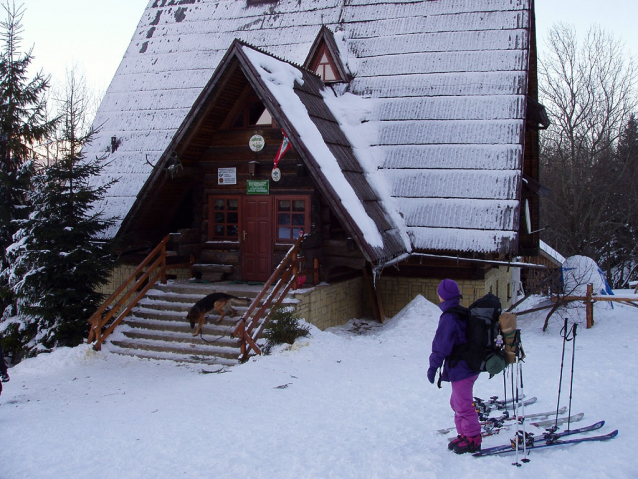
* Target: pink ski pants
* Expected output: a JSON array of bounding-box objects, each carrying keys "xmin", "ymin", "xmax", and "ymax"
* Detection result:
[{"xmin": 450, "ymin": 374, "xmax": 481, "ymax": 437}]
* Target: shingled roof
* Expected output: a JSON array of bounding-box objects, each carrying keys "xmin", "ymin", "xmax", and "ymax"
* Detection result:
[{"xmin": 86, "ymin": 0, "xmax": 534, "ymax": 262}]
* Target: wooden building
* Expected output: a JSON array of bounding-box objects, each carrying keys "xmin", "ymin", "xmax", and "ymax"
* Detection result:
[{"xmin": 87, "ymin": 0, "xmax": 547, "ymax": 326}]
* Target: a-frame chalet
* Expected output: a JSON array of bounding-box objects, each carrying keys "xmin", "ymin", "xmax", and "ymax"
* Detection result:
[{"xmin": 86, "ymin": 0, "xmax": 547, "ymax": 358}]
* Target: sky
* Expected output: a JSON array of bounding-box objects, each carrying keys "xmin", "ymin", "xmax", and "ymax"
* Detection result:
[{"xmin": 16, "ymin": 0, "xmax": 638, "ymax": 97}]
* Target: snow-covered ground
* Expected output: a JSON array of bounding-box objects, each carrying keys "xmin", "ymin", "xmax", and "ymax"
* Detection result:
[{"xmin": 1, "ymin": 293, "xmax": 635, "ymax": 478}]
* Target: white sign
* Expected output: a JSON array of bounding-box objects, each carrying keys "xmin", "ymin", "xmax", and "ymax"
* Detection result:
[
  {"xmin": 271, "ymin": 167, "xmax": 281, "ymax": 182},
  {"xmin": 218, "ymin": 167, "xmax": 237, "ymax": 185},
  {"xmin": 249, "ymin": 135, "xmax": 265, "ymax": 152}
]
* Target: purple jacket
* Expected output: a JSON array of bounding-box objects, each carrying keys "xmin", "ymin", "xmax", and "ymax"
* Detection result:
[{"xmin": 428, "ymin": 297, "xmax": 477, "ymax": 382}]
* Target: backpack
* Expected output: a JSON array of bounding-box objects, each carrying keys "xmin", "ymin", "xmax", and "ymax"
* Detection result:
[{"xmin": 447, "ymin": 293, "xmax": 507, "ymax": 377}]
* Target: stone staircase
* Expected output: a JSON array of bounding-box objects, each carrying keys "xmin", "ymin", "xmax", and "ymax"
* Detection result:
[{"xmin": 106, "ymin": 281, "xmax": 293, "ymax": 366}]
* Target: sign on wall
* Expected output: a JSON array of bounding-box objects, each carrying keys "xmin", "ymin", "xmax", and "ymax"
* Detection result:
[
  {"xmin": 249, "ymin": 135, "xmax": 265, "ymax": 152},
  {"xmin": 218, "ymin": 167, "xmax": 237, "ymax": 185},
  {"xmin": 247, "ymin": 180, "xmax": 269, "ymax": 195}
]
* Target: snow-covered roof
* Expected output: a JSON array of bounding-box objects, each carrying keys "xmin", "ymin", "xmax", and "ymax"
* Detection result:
[
  {"xmin": 86, "ymin": 0, "xmax": 533, "ymax": 260},
  {"xmin": 539, "ymin": 240, "xmax": 566, "ymax": 265}
]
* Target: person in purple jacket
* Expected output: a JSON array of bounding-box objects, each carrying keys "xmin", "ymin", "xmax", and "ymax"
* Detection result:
[{"xmin": 427, "ymin": 279, "xmax": 481, "ymax": 454}]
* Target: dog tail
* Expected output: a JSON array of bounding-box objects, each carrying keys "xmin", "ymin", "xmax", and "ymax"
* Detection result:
[{"xmin": 230, "ymin": 296, "xmax": 252, "ymax": 307}]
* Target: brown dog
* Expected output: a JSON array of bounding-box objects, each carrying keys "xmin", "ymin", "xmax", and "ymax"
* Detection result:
[{"xmin": 186, "ymin": 293, "xmax": 252, "ymax": 336}]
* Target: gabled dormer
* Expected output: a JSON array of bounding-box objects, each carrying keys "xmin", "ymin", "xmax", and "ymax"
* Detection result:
[{"xmin": 304, "ymin": 26, "xmax": 349, "ymax": 83}]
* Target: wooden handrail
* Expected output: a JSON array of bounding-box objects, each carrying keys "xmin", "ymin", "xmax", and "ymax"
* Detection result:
[
  {"xmin": 87, "ymin": 235, "xmax": 193, "ymax": 350},
  {"xmin": 233, "ymin": 233, "xmax": 305, "ymax": 361}
]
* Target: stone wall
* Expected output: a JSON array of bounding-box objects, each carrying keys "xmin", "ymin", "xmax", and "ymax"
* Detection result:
[
  {"xmin": 99, "ymin": 265, "xmax": 193, "ymax": 297},
  {"xmin": 368, "ymin": 267, "xmax": 517, "ymax": 319},
  {"xmin": 484, "ymin": 266, "xmax": 518, "ymax": 309},
  {"xmin": 292, "ymin": 277, "xmax": 364, "ymax": 330},
  {"xmin": 98, "ymin": 263, "xmax": 516, "ymax": 331},
  {"xmin": 97, "ymin": 264, "xmax": 192, "ymax": 316}
]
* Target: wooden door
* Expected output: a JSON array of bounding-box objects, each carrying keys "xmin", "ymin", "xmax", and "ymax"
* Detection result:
[{"xmin": 241, "ymin": 196, "xmax": 273, "ymax": 282}]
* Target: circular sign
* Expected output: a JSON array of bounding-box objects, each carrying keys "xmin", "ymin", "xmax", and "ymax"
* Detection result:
[
  {"xmin": 249, "ymin": 135, "xmax": 265, "ymax": 152},
  {"xmin": 271, "ymin": 167, "xmax": 281, "ymax": 182}
]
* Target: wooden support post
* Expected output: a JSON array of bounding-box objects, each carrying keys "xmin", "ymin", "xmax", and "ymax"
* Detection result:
[
  {"xmin": 313, "ymin": 258, "xmax": 319, "ymax": 285},
  {"xmin": 362, "ymin": 265, "xmax": 386, "ymax": 322},
  {"xmin": 292, "ymin": 250, "xmax": 298, "ymax": 291},
  {"xmin": 160, "ymin": 243, "xmax": 167, "ymax": 284},
  {"xmin": 586, "ymin": 283, "xmax": 594, "ymax": 329}
]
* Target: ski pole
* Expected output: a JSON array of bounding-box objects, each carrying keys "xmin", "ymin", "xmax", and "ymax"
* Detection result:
[
  {"xmin": 512, "ymin": 346, "xmax": 522, "ymax": 467},
  {"xmin": 515, "ymin": 330, "xmax": 529, "ymax": 462},
  {"xmin": 510, "ymin": 358, "xmax": 515, "ymax": 415},
  {"xmin": 567, "ymin": 323, "xmax": 578, "ymax": 431},
  {"xmin": 553, "ymin": 318, "xmax": 569, "ymax": 431},
  {"xmin": 502, "ymin": 367, "xmax": 508, "ymax": 414}
]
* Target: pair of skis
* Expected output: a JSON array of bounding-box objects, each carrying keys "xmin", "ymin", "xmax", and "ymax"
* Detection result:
[
  {"xmin": 437, "ymin": 399, "xmax": 569, "ymax": 435},
  {"xmin": 480, "ymin": 408, "xmax": 584, "ymax": 438},
  {"xmin": 473, "ymin": 420, "xmax": 618, "ymax": 457},
  {"xmin": 441, "ymin": 410, "xmax": 583, "ymax": 438},
  {"xmin": 473, "ymin": 394, "xmax": 533, "ymax": 419}
]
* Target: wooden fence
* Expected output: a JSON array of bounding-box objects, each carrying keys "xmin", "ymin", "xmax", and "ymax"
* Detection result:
[{"xmin": 512, "ymin": 283, "xmax": 638, "ymax": 331}]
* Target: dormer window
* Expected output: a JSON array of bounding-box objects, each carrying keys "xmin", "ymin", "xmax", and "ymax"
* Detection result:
[
  {"xmin": 304, "ymin": 26, "xmax": 349, "ymax": 84},
  {"xmin": 309, "ymin": 45, "xmax": 341, "ymax": 83},
  {"xmin": 312, "ymin": 47, "xmax": 338, "ymax": 82}
]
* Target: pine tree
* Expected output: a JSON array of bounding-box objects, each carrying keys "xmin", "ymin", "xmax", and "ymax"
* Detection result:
[
  {"xmin": 0, "ymin": 2, "xmax": 56, "ymax": 316},
  {"xmin": 5, "ymin": 128, "xmax": 117, "ymax": 354}
]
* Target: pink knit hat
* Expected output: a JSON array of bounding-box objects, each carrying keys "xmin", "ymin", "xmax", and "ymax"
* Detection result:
[{"xmin": 437, "ymin": 279, "xmax": 461, "ymax": 300}]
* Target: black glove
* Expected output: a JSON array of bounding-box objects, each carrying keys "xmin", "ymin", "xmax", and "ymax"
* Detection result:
[
  {"xmin": 1, "ymin": 372, "xmax": 9, "ymax": 382},
  {"xmin": 427, "ymin": 367, "xmax": 436, "ymax": 384}
]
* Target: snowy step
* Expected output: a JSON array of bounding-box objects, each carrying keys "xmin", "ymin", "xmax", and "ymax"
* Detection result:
[
  {"xmin": 137, "ymin": 297, "xmax": 255, "ymax": 314},
  {"xmin": 130, "ymin": 306, "xmax": 251, "ymax": 324},
  {"xmin": 137, "ymin": 299, "xmax": 193, "ymax": 313},
  {"xmin": 105, "ymin": 280, "xmax": 293, "ymax": 365},
  {"xmin": 110, "ymin": 337, "xmax": 241, "ymax": 360},
  {"xmin": 124, "ymin": 316, "xmax": 241, "ymax": 333},
  {"xmin": 107, "ymin": 344, "xmax": 237, "ymax": 367},
  {"xmin": 152, "ymin": 281, "xmax": 263, "ymax": 297},
  {"xmin": 121, "ymin": 328, "xmax": 241, "ymax": 349}
]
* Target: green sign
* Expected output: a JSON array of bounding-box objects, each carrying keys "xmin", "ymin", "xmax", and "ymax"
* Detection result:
[{"xmin": 247, "ymin": 180, "xmax": 269, "ymax": 195}]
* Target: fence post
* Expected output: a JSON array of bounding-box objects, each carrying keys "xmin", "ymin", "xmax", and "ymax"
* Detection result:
[{"xmin": 586, "ymin": 283, "xmax": 594, "ymax": 329}]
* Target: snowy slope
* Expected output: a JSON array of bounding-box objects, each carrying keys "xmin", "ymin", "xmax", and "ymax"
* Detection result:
[{"xmin": 1, "ymin": 294, "xmax": 634, "ymax": 478}]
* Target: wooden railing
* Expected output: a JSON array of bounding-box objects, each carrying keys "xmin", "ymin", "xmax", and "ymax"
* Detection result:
[
  {"xmin": 233, "ymin": 233, "xmax": 307, "ymax": 362},
  {"xmin": 87, "ymin": 235, "xmax": 193, "ymax": 351}
]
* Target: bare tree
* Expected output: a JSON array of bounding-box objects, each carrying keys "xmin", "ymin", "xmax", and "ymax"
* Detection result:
[
  {"xmin": 539, "ymin": 24, "xmax": 637, "ymax": 262},
  {"xmin": 50, "ymin": 66, "xmax": 98, "ymax": 161}
]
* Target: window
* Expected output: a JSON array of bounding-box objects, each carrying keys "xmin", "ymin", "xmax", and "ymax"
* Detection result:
[
  {"xmin": 276, "ymin": 196, "xmax": 310, "ymax": 242},
  {"xmin": 231, "ymin": 97, "xmax": 274, "ymax": 128},
  {"xmin": 314, "ymin": 53, "xmax": 337, "ymax": 82},
  {"xmin": 209, "ymin": 196, "xmax": 240, "ymax": 240},
  {"xmin": 309, "ymin": 44, "xmax": 341, "ymax": 82}
]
